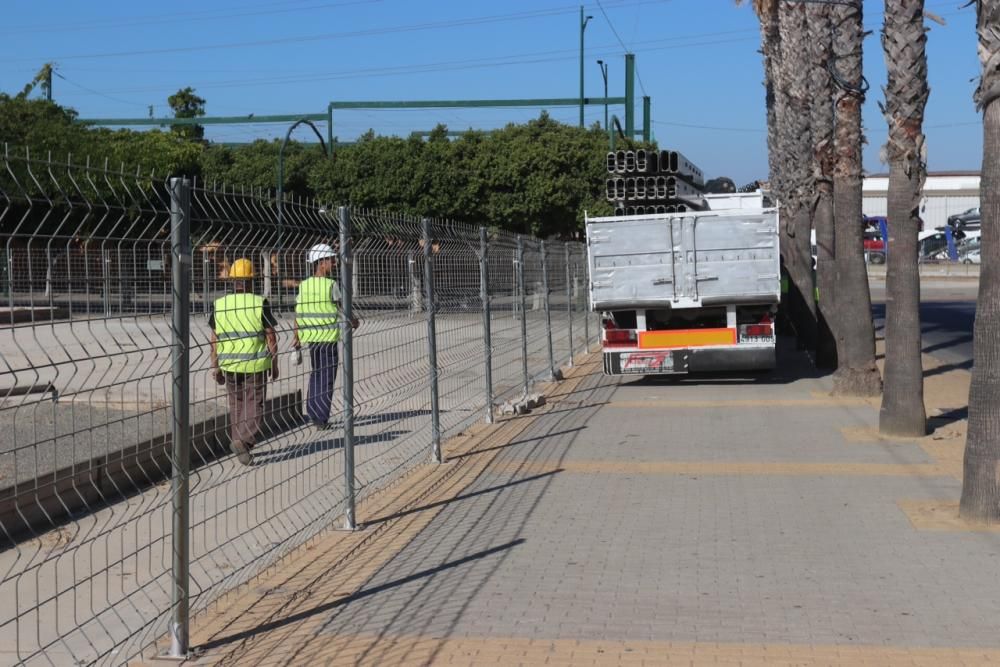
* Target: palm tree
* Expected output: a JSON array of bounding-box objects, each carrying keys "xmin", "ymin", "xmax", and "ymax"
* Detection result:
[
  {"xmin": 739, "ymin": 0, "xmax": 783, "ymax": 198},
  {"xmin": 808, "ymin": 4, "xmax": 838, "ymax": 370},
  {"xmin": 830, "ymin": 1, "xmax": 882, "ymax": 396},
  {"xmin": 960, "ymin": 0, "xmax": 1000, "ymax": 522},
  {"xmin": 878, "ymin": 0, "xmax": 929, "ymax": 436},
  {"xmin": 778, "ymin": 2, "xmax": 817, "ymax": 353},
  {"xmin": 740, "ymin": 0, "xmax": 816, "ymax": 350}
]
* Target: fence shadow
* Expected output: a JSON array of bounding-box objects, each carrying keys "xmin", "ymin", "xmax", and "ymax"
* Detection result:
[{"xmin": 253, "ymin": 430, "xmax": 411, "ymax": 465}]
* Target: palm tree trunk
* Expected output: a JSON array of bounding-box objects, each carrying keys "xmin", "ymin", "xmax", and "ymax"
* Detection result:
[
  {"xmin": 758, "ymin": 1, "xmax": 782, "ymax": 205},
  {"xmin": 809, "ymin": 4, "xmax": 838, "ymax": 370},
  {"xmin": 779, "ymin": 3, "xmax": 818, "ymax": 354},
  {"xmin": 879, "ymin": 0, "xmax": 928, "ymax": 436},
  {"xmin": 960, "ymin": 0, "xmax": 1000, "ymax": 522},
  {"xmin": 831, "ymin": 1, "xmax": 882, "ymax": 396}
]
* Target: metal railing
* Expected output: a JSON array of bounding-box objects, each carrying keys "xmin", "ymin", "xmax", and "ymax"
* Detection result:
[{"xmin": 0, "ymin": 147, "xmax": 597, "ymax": 665}]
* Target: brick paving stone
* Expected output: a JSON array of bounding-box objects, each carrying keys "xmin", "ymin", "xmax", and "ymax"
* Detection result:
[{"xmin": 181, "ymin": 345, "xmax": 1000, "ymax": 666}]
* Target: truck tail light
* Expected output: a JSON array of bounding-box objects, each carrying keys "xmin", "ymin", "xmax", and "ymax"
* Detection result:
[
  {"xmin": 743, "ymin": 324, "xmax": 772, "ymax": 337},
  {"xmin": 739, "ymin": 314, "xmax": 774, "ymax": 340},
  {"xmin": 604, "ymin": 328, "xmax": 638, "ymax": 346}
]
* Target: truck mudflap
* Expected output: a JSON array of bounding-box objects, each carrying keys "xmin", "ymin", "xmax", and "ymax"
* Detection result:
[{"xmin": 604, "ymin": 345, "xmax": 776, "ymax": 376}]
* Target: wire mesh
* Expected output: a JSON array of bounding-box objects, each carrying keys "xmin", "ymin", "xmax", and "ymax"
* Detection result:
[{"xmin": 0, "ymin": 146, "xmax": 594, "ymax": 665}]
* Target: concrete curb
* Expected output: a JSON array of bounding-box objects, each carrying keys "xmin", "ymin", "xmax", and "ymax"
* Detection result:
[
  {"xmin": 0, "ymin": 391, "xmax": 302, "ymax": 543},
  {"xmin": 868, "ymin": 265, "xmax": 980, "ymax": 281}
]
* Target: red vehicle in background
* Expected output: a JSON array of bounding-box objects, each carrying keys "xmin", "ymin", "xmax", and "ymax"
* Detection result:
[{"xmin": 863, "ymin": 215, "xmax": 887, "ymax": 264}]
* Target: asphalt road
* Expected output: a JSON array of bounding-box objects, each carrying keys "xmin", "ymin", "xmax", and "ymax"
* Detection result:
[{"xmin": 871, "ymin": 287, "xmax": 976, "ymax": 370}]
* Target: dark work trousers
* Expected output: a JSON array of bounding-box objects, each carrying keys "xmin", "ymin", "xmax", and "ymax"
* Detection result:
[
  {"xmin": 307, "ymin": 343, "xmax": 339, "ymax": 425},
  {"xmin": 224, "ymin": 371, "xmax": 268, "ymax": 449}
]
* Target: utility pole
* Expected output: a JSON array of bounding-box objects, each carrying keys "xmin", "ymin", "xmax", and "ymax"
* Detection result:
[
  {"xmin": 45, "ymin": 67, "xmax": 52, "ymax": 102},
  {"xmin": 642, "ymin": 95, "xmax": 651, "ymax": 143},
  {"xmin": 579, "ymin": 7, "xmax": 593, "ymax": 128},
  {"xmin": 596, "ymin": 59, "xmax": 609, "ymax": 131},
  {"xmin": 624, "ymin": 53, "xmax": 635, "ymax": 138}
]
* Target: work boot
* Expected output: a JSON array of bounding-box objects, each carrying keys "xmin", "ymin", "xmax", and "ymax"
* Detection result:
[{"xmin": 229, "ymin": 440, "xmax": 253, "ymax": 466}]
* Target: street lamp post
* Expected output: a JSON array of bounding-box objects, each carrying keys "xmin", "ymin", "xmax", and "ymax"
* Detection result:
[
  {"xmin": 579, "ymin": 7, "xmax": 593, "ymax": 128},
  {"xmin": 596, "ymin": 59, "xmax": 609, "ymax": 131},
  {"xmin": 276, "ymin": 119, "xmax": 328, "ymax": 307}
]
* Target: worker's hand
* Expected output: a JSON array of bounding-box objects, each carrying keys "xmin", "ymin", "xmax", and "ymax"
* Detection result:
[
  {"xmin": 351, "ymin": 317, "xmax": 359, "ymax": 330},
  {"xmin": 270, "ymin": 362, "xmax": 280, "ymax": 381},
  {"xmin": 214, "ymin": 369, "xmax": 225, "ymax": 386}
]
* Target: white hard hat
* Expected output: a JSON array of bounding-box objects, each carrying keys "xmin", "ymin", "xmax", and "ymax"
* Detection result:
[{"xmin": 307, "ymin": 243, "xmax": 335, "ymax": 263}]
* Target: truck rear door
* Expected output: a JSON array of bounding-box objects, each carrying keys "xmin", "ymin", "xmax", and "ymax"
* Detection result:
[{"xmin": 586, "ymin": 209, "xmax": 780, "ymax": 311}]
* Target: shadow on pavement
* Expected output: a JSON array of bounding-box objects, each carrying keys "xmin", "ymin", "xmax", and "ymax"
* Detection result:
[
  {"xmin": 626, "ymin": 336, "xmax": 829, "ymax": 387},
  {"xmin": 924, "ymin": 359, "xmax": 973, "ymax": 378},
  {"xmin": 196, "ymin": 538, "xmax": 526, "ymax": 652},
  {"xmin": 928, "ymin": 406, "xmax": 968, "ymax": 431},
  {"xmin": 366, "ymin": 469, "xmax": 564, "ymax": 526},
  {"xmin": 253, "ymin": 430, "xmax": 410, "ymax": 465}
]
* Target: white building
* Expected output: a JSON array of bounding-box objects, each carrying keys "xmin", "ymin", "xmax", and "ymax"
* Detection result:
[{"xmin": 862, "ymin": 171, "xmax": 979, "ymax": 230}]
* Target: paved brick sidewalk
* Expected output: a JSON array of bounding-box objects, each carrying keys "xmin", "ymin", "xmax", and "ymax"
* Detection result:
[{"xmin": 165, "ymin": 342, "xmax": 1000, "ymax": 666}]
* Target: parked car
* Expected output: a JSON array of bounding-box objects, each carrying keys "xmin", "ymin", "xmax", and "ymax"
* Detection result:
[
  {"xmin": 958, "ymin": 234, "xmax": 981, "ymax": 264},
  {"xmin": 947, "ymin": 207, "xmax": 980, "ymax": 230},
  {"xmin": 918, "ymin": 228, "xmax": 968, "ymax": 261}
]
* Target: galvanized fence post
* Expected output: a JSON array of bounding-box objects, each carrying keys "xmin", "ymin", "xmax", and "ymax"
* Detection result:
[
  {"xmin": 565, "ymin": 243, "xmax": 574, "ymax": 366},
  {"xmin": 580, "ymin": 251, "xmax": 590, "ymax": 352},
  {"xmin": 167, "ymin": 177, "xmax": 191, "ymax": 659},
  {"xmin": 479, "ymin": 227, "xmax": 494, "ymax": 424},
  {"xmin": 423, "ymin": 218, "xmax": 442, "ymax": 464},
  {"xmin": 202, "ymin": 253, "xmax": 211, "ymax": 315},
  {"xmin": 540, "ymin": 241, "xmax": 557, "ymax": 381},
  {"xmin": 339, "ymin": 206, "xmax": 357, "ymax": 530},
  {"xmin": 102, "ymin": 248, "xmax": 111, "ymax": 317},
  {"xmin": 517, "ymin": 235, "xmax": 529, "ymax": 397}
]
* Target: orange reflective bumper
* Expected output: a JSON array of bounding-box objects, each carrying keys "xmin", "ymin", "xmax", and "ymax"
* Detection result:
[{"xmin": 638, "ymin": 328, "xmax": 737, "ymax": 349}]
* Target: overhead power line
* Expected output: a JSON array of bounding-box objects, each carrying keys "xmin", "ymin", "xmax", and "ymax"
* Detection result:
[
  {"xmin": 52, "ymin": 32, "xmax": 758, "ymax": 101},
  {"xmin": 0, "ymin": 0, "xmax": 663, "ymax": 63},
  {"xmin": 0, "ymin": 0, "xmax": 383, "ymax": 37},
  {"xmin": 594, "ymin": 0, "xmax": 649, "ymax": 95}
]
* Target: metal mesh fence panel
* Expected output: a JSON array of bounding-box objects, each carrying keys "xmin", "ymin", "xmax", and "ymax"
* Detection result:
[
  {"xmin": 0, "ymin": 147, "xmax": 592, "ymax": 665},
  {"xmin": 522, "ymin": 238, "xmax": 552, "ymax": 384}
]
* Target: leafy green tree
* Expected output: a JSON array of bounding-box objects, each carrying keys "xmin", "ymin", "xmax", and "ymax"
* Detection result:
[{"xmin": 167, "ymin": 87, "xmax": 206, "ymax": 141}]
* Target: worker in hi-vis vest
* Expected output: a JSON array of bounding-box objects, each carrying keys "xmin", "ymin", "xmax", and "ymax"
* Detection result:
[
  {"xmin": 209, "ymin": 258, "xmax": 279, "ymax": 466},
  {"xmin": 293, "ymin": 243, "xmax": 357, "ymax": 429}
]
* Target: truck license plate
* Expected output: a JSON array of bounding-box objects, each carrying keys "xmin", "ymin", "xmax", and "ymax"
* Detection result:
[{"xmin": 620, "ymin": 352, "xmax": 674, "ymax": 374}]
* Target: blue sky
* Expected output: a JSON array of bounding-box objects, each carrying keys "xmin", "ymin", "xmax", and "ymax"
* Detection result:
[{"xmin": 0, "ymin": 0, "xmax": 981, "ymax": 184}]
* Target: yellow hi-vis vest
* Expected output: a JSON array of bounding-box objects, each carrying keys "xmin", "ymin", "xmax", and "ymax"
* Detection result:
[
  {"xmin": 214, "ymin": 293, "xmax": 272, "ymax": 374},
  {"xmin": 295, "ymin": 276, "xmax": 340, "ymax": 344}
]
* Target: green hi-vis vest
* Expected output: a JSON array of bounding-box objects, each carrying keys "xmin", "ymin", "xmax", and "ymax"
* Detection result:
[
  {"xmin": 296, "ymin": 276, "xmax": 340, "ymax": 344},
  {"xmin": 214, "ymin": 293, "xmax": 272, "ymax": 374}
]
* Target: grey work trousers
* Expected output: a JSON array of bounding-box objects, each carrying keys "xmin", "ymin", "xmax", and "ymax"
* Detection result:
[{"xmin": 224, "ymin": 371, "xmax": 268, "ymax": 449}]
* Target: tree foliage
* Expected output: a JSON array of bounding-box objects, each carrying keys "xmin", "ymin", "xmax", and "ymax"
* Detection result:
[
  {"xmin": 2, "ymin": 94, "xmax": 633, "ymax": 238},
  {"xmin": 167, "ymin": 87, "xmax": 206, "ymax": 141}
]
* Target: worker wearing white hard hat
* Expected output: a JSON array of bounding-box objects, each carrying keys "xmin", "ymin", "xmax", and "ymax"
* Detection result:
[{"xmin": 293, "ymin": 243, "xmax": 358, "ymax": 429}]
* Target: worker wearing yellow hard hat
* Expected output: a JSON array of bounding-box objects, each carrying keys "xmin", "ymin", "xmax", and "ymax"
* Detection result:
[
  {"xmin": 209, "ymin": 257, "xmax": 279, "ymax": 465},
  {"xmin": 293, "ymin": 243, "xmax": 358, "ymax": 430}
]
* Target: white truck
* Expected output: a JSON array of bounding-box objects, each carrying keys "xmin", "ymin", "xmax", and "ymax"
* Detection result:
[{"xmin": 585, "ymin": 196, "xmax": 781, "ymax": 376}]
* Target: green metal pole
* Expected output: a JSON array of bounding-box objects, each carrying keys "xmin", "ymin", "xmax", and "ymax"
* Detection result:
[
  {"xmin": 625, "ymin": 53, "xmax": 635, "ymax": 139},
  {"xmin": 579, "ymin": 7, "xmax": 585, "ymax": 128},
  {"xmin": 327, "ymin": 104, "xmax": 334, "ymax": 157},
  {"xmin": 642, "ymin": 96, "xmax": 651, "ymax": 143},
  {"xmin": 602, "ymin": 62, "xmax": 609, "ymax": 131}
]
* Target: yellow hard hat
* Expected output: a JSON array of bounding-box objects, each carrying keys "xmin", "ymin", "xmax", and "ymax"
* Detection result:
[{"xmin": 228, "ymin": 258, "xmax": 255, "ymax": 279}]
